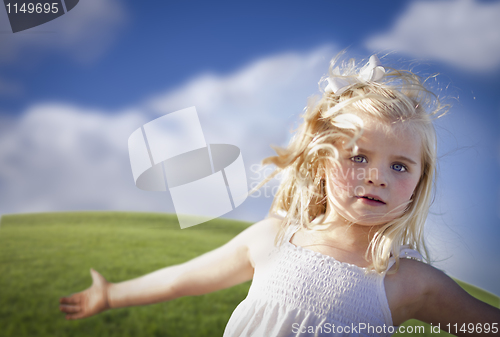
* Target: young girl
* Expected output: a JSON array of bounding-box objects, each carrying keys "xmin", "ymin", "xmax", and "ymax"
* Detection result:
[{"xmin": 59, "ymin": 54, "xmax": 500, "ymax": 336}]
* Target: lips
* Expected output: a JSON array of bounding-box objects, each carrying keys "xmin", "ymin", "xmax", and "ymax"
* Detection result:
[{"xmin": 357, "ymin": 194, "xmax": 386, "ymax": 204}]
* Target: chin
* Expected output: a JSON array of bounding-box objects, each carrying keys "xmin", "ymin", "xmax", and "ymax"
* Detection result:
[
  {"xmin": 357, "ymin": 214, "xmax": 403, "ymax": 226},
  {"xmin": 346, "ymin": 213, "xmax": 398, "ymax": 227},
  {"xmin": 352, "ymin": 218, "xmax": 386, "ymax": 227}
]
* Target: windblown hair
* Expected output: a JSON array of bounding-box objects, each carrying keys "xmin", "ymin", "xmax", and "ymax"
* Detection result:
[{"xmin": 259, "ymin": 53, "xmax": 448, "ymax": 273}]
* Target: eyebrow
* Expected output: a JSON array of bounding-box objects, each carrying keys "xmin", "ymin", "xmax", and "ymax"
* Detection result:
[
  {"xmin": 393, "ymin": 155, "xmax": 418, "ymax": 165},
  {"xmin": 353, "ymin": 148, "xmax": 418, "ymax": 165}
]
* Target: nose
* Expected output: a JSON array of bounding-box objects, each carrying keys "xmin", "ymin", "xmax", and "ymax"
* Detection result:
[{"xmin": 365, "ymin": 166, "xmax": 387, "ymax": 187}]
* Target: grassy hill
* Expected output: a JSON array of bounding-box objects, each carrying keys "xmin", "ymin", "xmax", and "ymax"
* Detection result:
[{"xmin": 0, "ymin": 212, "xmax": 498, "ymax": 337}]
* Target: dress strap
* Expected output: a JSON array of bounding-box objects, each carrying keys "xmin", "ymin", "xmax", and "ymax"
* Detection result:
[
  {"xmin": 387, "ymin": 245, "xmax": 423, "ymax": 271},
  {"xmin": 399, "ymin": 245, "xmax": 424, "ymax": 261},
  {"xmin": 268, "ymin": 212, "xmax": 301, "ymax": 244},
  {"xmin": 284, "ymin": 222, "xmax": 301, "ymax": 243}
]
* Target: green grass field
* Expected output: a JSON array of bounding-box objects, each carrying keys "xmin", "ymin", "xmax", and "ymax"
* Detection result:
[{"xmin": 0, "ymin": 212, "xmax": 498, "ymax": 337}]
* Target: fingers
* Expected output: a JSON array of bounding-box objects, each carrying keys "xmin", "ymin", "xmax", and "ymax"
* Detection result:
[
  {"xmin": 60, "ymin": 303, "xmax": 87, "ymax": 320},
  {"xmin": 60, "ymin": 295, "xmax": 84, "ymax": 319},
  {"xmin": 59, "ymin": 296, "xmax": 80, "ymax": 305},
  {"xmin": 64, "ymin": 309, "xmax": 87, "ymax": 320},
  {"xmin": 59, "ymin": 304, "xmax": 80, "ymax": 314}
]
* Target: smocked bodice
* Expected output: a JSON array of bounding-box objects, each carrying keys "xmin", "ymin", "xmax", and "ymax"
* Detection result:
[{"xmin": 223, "ymin": 224, "xmax": 422, "ymax": 337}]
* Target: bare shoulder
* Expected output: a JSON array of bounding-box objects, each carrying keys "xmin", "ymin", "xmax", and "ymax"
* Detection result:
[
  {"xmin": 386, "ymin": 259, "xmax": 500, "ymax": 328},
  {"xmin": 384, "ymin": 258, "xmax": 449, "ymax": 325},
  {"xmin": 241, "ymin": 216, "xmax": 282, "ymax": 268}
]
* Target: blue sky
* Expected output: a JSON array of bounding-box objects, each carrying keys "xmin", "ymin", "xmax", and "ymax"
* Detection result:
[{"xmin": 1, "ymin": 0, "xmax": 500, "ymax": 296}]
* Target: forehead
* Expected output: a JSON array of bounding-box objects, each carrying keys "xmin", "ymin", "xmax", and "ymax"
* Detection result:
[{"xmin": 349, "ymin": 115, "xmax": 422, "ymax": 161}]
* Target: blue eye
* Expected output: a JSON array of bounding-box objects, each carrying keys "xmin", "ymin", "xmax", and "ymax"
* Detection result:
[
  {"xmin": 350, "ymin": 155, "xmax": 367, "ymax": 164},
  {"xmin": 391, "ymin": 163, "xmax": 407, "ymax": 172}
]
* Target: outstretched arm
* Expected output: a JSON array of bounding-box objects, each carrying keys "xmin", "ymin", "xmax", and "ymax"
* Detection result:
[
  {"xmin": 107, "ymin": 231, "xmax": 254, "ymax": 308},
  {"xmin": 60, "ymin": 217, "xmax": 279, "ymax": 320},
  {"xmin": 393, "ymin": 260, "xmax": 500, "ymax": 335},
  {"xmin": 417, "ymin": 267, "xmax": 500, "ymax": 335}
]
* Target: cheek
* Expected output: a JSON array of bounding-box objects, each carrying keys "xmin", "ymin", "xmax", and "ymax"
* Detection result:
[
  {"xmin": 329, "ymin": 164, "xmax": 357, "ymax": 191},
  {"xmin": 327, "ymin": 165, "xmax": 365, "ymax": 201},
  {"xmin": 395, "ymin": 176, "xmax": 420, "ymax": 200}
]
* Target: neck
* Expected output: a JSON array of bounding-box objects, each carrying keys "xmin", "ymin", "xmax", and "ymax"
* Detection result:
[{"xmin": 319, "ymin": 206, "xmax": 383, "ymax": 254}]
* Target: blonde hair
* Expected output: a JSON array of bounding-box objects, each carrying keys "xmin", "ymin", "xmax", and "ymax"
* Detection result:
[{"xmin": 259, "ymin": 54, "xmax": 447, "ymax": 273}]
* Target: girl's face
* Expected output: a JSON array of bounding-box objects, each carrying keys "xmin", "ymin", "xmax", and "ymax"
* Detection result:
[{"xmin": 327, "ymin": 115, "xmax": 422, "ymax": 226}]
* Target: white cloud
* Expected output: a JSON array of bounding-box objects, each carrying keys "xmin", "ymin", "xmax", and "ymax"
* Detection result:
[
  {"xmin": 0, "ymin": 45, "xmax": 337, "ymax": 218},
  {"xmin": 0, "ymin": 0, "xmax": 127, "ymax": 64},
  {"xmin": 365, "ymin": 0, "xmax": 500, "ymax": 72},
  {"xmin": 146, "ymin": 45, "xmax": 336, "ymax": 168},
  {"xmin": 0, "ymin": 103, "xmax": 159, "ymax": 214}
]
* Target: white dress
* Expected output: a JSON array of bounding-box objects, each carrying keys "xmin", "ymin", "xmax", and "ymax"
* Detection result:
[{"xmin": 223, "ymin": 223, "xmax": 423, "ymax": 337}]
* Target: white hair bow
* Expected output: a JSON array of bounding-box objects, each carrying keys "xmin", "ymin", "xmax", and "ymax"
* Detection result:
[{"xmin": 325, "ymin": 55, "xmax": 386, "ymax": 95}]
